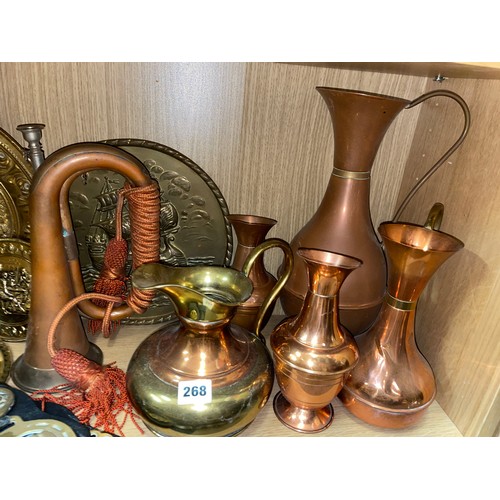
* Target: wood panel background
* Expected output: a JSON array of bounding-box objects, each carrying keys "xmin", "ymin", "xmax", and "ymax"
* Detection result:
[{"xmin": 0, "ymin": 61, "xmax": 497, "ymax": 436}]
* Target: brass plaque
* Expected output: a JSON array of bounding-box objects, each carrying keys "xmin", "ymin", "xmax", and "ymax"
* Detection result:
[
  {"xmin": 0, "ymin": 127, "xmax": 33, "ymax": 341},
  {"xmin": 0, "ymin": 239, "xmax": 31, "ymax": 341},
  {"xmin": 0, "ymin": 341, "xmax": 12, "ymax": 383},
  {"xmin": 0, "ymin": 127, "xmax": 32, "ymax": 241}
]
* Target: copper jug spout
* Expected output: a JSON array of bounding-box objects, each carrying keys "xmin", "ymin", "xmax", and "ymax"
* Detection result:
[{"xmin": 11, "ymin": 143, "xmax": 158, "ymax": 392}]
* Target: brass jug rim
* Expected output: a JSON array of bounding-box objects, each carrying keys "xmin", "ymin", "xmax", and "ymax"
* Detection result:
[{"xmin": 131, "ymin": 263, "xmax": 254, "ymax": 306}]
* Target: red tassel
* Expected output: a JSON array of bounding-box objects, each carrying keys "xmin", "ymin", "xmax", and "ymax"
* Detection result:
[
  {"xmin": 88, "ymin": 238, "xmax": 129, "ymax": 337},
  {"xmin": 31, "ymin": 348, "xmax": 144, "ymax": 436},
  {"xmin": 31, "ymin": 183, "xmax": 161, "ymax": 435}
]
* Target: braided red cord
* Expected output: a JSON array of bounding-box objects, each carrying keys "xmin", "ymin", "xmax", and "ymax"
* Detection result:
[
  {"xmin": 121, "ymin": 183, "xmax": 161, "ymax": 314},
  {"xmin": 47, "ymin": 293, "xmax": 123, "ymax": 359},
  {"xmin": 88, "ymin": 238, "xmax": 128, "ymax": 336},
  {"xmin": 89, "ymin": 181, "xmax": 160, "ymax": 334}
]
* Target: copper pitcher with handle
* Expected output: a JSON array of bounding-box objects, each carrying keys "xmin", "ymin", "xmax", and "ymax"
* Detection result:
[
  {"xmin": 227, "ymin": 214, "xmax": 293, "ymax": 336},
  {"xmin": 339, "ymin": 204, "xmax": 464, "ymax": 428},
  {"xmin": 280, "ymin": 87, "xmax": 470, "ymax": 336}
]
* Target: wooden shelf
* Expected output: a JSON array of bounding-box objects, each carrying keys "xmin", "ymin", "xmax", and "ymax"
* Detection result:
[
  {"xmin": 287, "ymin": 61, "xmax": 500, "ymax": 79},
  {"xmin": 2, "ymin": 61, "xmax": 496, "ymax": 436},
  {"xmin": 5, "ymin": 316, "xmax": 462, "ymax": 438}
]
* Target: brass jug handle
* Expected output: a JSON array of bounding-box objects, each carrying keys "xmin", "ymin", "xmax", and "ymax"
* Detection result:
[
  {"xmin": 392, "ymin": 90, "xmax": 471, "ymax": 221},
  {"xmin": 242, "ymin": 237, "xmax": 293, "ymax": 342},
  {"xmin": 423, "ymin": 202, "xmax": 444, "ymax": 230}
]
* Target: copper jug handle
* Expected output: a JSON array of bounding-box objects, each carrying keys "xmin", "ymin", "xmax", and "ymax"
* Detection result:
[
  {"xmin": 423, "ymin": 202, "xmax": 444, "ymax": 230},
  {"xmin": 392, "ymin": 90, "xmax": 471, "ymax": 221},
  {"xmin": 242, "ymin": 237, "xmax": 294, "ymax": 341}
]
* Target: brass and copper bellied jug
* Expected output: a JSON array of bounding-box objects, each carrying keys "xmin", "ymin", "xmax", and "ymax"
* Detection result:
[
  {"xmin": 126, "ymin": 238, "xmax": 291, "ymax": 437},
  {"xmin": 271, "ymin": 248, "xmax": 361, "ymax": 433},
  {"xmin": 339, "ymin": 210, "xmax": 464, "ymax": 428},
  {"xmin": 280, "ymin": 87, "xmax": 470, "ymax": 336}
]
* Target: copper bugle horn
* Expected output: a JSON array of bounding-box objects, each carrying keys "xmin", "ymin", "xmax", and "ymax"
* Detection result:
[{"xmin": 11, "ymin": 142, "xmax": 158, "ymax": 392}]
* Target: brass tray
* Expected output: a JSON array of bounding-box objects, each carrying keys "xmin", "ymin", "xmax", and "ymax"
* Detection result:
[
  {"xmin": 0, "ymin": 341, "xmax": 12, "ymax": 382},
  {"xmin": 69, "ymin": 139, "xmax": 233, "ymax": 325},
  {"xmin": 0, "ymin": 239, "xmax": 31, "ymax": 342},
  {"xmin": 0, "ymin": 127, "xmax": 32, "ymax": 241},
  {"xmin": 0, "ymin": 181, "xmax": 21, "ymax": 238},
  {"xmin": 0, "ymin": 127, "xmax": 33, "ymax": 341}
]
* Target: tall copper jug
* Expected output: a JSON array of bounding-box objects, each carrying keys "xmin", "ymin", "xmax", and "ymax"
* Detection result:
[
  {"xmin": 227, "ymin": 214, "xmax": 293, "ymax": 335},
  {"xmin": 271, "ymin": 248, "xmax": 361, "ymax": 433},
  {"xmin": 280, "ymin": 87, "xmax": 470, "ymax": 336},
  {"xmin": 339, "ymin": 217, "xmax": 464, "ymax": 428}
]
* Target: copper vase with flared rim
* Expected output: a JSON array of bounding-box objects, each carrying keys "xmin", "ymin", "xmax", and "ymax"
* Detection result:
[
  {"xmin": 339, "ymin": 222, "xmax": 464, "ymax": 429},
  {"xmin": 280, "ymin": 86, "xmax": 471, "ymax": 337},
  {"xmin": 228, "ymin": 214, "xmax": 278, "ymax": 332},
  {"xmin": 126, "ymin": 262, "xmax": 275, "ymax": 437},
  {"xmin": 271, "ymin": 248, "xmax": 361, "ymax": 433}
]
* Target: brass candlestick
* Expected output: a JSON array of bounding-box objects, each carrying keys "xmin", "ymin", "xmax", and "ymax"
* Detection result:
[{"xmin": 16, "ymin": 123, "xmax": 46, "ymax": 170}]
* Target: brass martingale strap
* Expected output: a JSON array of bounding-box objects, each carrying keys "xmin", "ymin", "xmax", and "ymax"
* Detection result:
[
  {"xmin": 331, "ymin": 166, "xmax": 371, "ymax": 180},
  {"xmin": 385, "ymin": 294, "xmax": 417, "ymax": 311}
]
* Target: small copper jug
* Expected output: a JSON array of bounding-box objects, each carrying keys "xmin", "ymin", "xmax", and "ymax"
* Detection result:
[
  {"xmin": 271, "ymin": 248, "xmax": 361, "ymax": 433},
  {"xmin": 227, "ymin": 214, "xmax": 293, "ymax": 335},
  {"xmin": 126, "ymin": 257, "xmax": 278, "ymax": 437},
  {"xmin": 339, "ymin": 214, "xmax": 464, "ymax": 428},
  {"xmin": 280, "ymin": 87, "xmax": 470, "ymax": 336}
]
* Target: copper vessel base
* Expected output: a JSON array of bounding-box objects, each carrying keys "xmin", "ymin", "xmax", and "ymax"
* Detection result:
[
  {"xmin": 273, "ymin": 392, "xmax": 334, "ymax": 433},
  {"xmin": 339, "ymin": 386, "xmax": 433, "ymax": 429},
  {"xmin": 143, "ymin": 419, "xmax": 253, "ymax": 437}
]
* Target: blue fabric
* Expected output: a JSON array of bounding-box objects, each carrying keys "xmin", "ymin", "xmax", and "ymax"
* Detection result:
[{"xmin": 0, "ymin": 382, "xmax": 93, "ymax": 436}]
